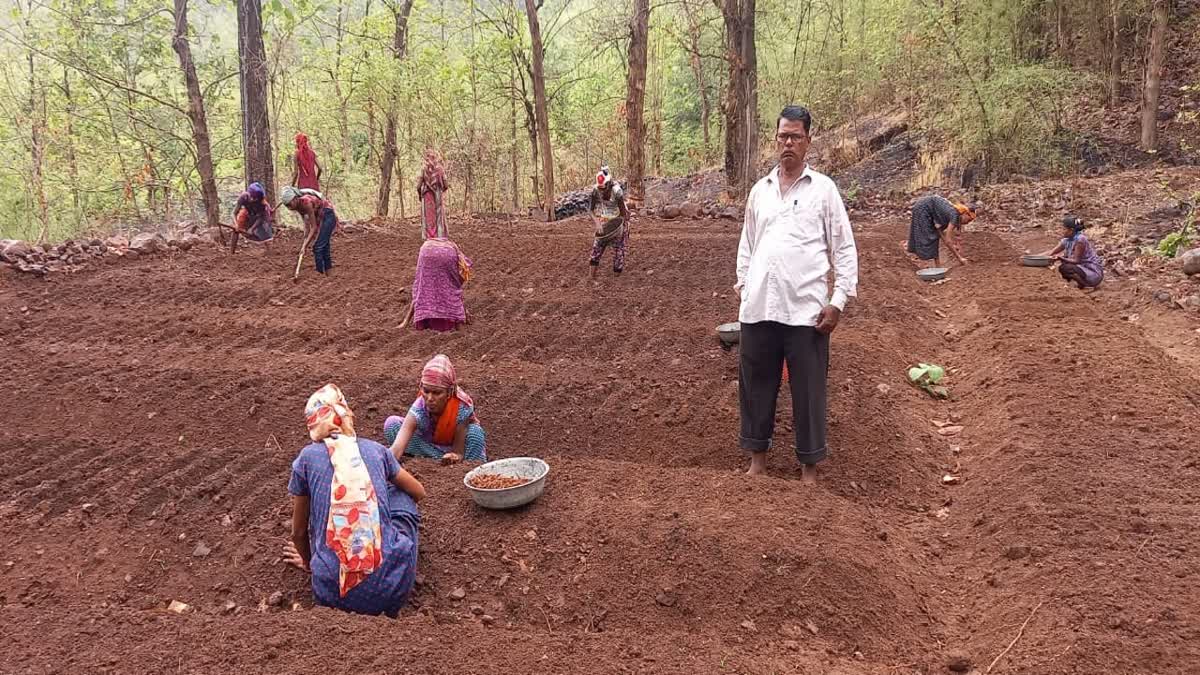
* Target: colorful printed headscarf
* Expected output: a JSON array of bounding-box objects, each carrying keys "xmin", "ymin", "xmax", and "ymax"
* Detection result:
[
  {"xmin": 304, "ymin": 384, "xmax": 382, "ymax": 597},
  {"xmin": 597, "ymin": 165, "xmax": 612, "ymax": 188}
]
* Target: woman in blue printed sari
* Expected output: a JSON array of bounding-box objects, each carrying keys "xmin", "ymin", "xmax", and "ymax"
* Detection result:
[{"xmin": 384, "ymin": 354, "xmax": 487, "ymax": 465}]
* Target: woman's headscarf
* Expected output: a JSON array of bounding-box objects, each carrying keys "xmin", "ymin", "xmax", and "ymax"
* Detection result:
[
  {"xmin": 247, "ymin": 182, "xmax": 265, "ymax": 201},
  {"xmin": 418, "ymin": 355, "xmax": 476, "ymax": 446},
  {"xmin": 421, "ymin": 149, "xmax": 447, "ymax": 187},
  {"xmin": 295, "ymin": 133, "xmax": 317, "ymax": 177},
  {"xmin": 281, "ymin": 186, "xmax": 302, "ymax": 207},
  {"xmin": 953, "ymin": 202, "xmax": 977, "ymax": 227},
  {"xmin": 303, "ymin": 384, "xmax": 381, "ymax": 597},
  {"xmin": 597, "ymin": 165, "xmax": 612, "ymax": 188},
  {"xmin": 420, "ymin": 355, "xmax": 473, "ymax": 406}
]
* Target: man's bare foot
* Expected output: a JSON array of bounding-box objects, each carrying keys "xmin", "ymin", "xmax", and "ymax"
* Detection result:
[
  {"xmin": 800, "ymin": 464, "xmax": 817, "ymax": 484},
  {"xmin": 746, "ymin": 453, "xmax": 768, "ymax": 476}
]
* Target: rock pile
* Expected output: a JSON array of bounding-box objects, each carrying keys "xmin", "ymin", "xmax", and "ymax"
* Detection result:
[
  {"xmin": 554, "ymin": 189, "xmax": 593, "ymax": 220},
  {"xmin": 0, "ymin": 228, "xmax": 209, "ymax": 276}
]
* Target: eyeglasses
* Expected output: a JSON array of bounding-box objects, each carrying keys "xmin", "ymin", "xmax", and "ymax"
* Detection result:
[{"xmin": 776, "ymin": 133, "xmax": 808, "ymax": 145}]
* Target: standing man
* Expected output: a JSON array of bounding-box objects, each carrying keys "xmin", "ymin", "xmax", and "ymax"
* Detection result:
[{"xmin": 735, "ymin": 105, "xmax": 859, "ymax": 482}]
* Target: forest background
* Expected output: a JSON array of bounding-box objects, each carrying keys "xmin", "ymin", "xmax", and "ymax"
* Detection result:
[{"xmin": 0, "ymin": 0, "xmax": 1191, "ymax": 242}]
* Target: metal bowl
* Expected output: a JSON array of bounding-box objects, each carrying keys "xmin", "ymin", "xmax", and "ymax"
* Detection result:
[
  {"xmin": 463, "ymin": 457, "xmax": 550, "ymax": 510},
  {"xmin": 1021, "ymin": 255, "xmax": 1054, "ymax": 267},
  {"xmin": 916, "ymin": 267, "xmax": 948, "ymax": 281},
  {"xmin": 717, "ymin": 321, "xmax": 741, "ymax": 345}
]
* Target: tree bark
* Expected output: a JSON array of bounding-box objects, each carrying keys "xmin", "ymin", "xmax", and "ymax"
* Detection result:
[
  {"xmin": 624, "ymin": 0, "xmax": 650, "ymax": 203},
  {"xmin": 172, "ymin": 0, "xmax": 221, "ymax": 229},
  {"xmin": 510, "ymin": 66, "xmax": 520, "ymax": 212},
  {"xmin": 1108, "ymin": 0, "xmax": 1121, "ymax": 108},
  {"xmin": 61, "ymin": 68, "xmax": 82, "ymax": 225},
  {"xmin": 1139, "ymin": 0, "xmax": 1168, "ymax": 151},
  {"xmin": 376, "ymin": 0, "xmax": 415, "ymax": 217},
  {"xmin": 720, "ymin": 0, "xmax": 758, "ymax": 197},
  {"xmin": 20, "ymin": 0, "xmax": 49, "ymax": 243},
  {"xmin": 237, "ymin": 0, "xmax": 276, "ymax": 203},
  {"xmin": 524, "ymin": 0, "xmax": 555, "ymax": 221}
]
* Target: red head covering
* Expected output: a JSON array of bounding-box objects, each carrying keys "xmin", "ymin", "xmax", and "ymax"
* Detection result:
[{"xmin": 295, "ymin": 133, "xmax": 317, "ymax": 179}]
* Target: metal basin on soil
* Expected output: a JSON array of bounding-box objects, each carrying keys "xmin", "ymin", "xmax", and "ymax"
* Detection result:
[
  {"xmin": 717, "ymin": 321, "xmax": 741, "ymax": 345},
  {"xmin": 1021, "ymin": 255, "xmax": 1054, "ymax": 267},
  {"xmin": 463, "ymin": 457, "xmax": 550, "ymax": 510},
  {"xmin": 916, "ymin": 267, "xmax": 948, "ymax": 281}
]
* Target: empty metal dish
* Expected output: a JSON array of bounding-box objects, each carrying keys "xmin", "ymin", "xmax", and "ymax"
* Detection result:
[
  {"xmin": 916, "ymin": 267, "xmax": 948, "ymax": 281},
  {"xmin": 1021, "ymin": 255, "xmax": 1054, "ymax": 267},
  {"xmin": 717, "ymin": 321, "xmax": 741, "ymax": 345}
]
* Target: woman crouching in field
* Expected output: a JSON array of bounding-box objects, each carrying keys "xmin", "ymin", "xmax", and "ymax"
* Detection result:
[
  {"xmin": 384, "ymin": 354, "xmax": 487, "ymax": 466},
  {"xmin": 283, "ymin": 384, "xmax": 425, "ymax": 616}
]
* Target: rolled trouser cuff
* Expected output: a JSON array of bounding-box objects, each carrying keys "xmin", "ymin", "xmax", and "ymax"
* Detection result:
[
  {"xmin": 740, "ymin": 436, "xmax": 771, "ymax": 453},
  {"xmin": 795, "ymin": 445, "xmax": 827, "ymax": 465}
]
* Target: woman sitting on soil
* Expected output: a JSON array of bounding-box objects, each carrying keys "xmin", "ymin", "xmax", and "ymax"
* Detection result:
[
  {"xmin": 397, "ymin": 237, "xmax": 473, "ymax": 331},
  {"xmin": 1041, "ymin": 215, "xmax": 1104, "ymax": 291},
  {"xmin": 228, "ymin": 182, "xmax": 275, "ymax": 254},
  {"xmin": 283, "ymin": 384, "xmax": 425, "ymax": 617},
  {"xmin": 904, "ymin": 194, "xmax": 976, "ymax": 268},
  {"xmin": 385, "ymin": 354, "xmax": 487, "ymax": 465}
]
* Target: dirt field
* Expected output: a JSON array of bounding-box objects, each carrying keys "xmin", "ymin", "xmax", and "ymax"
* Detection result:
[{"xmin": 2, "ymin": 212, "xmax": 1198, "ymax": 674}]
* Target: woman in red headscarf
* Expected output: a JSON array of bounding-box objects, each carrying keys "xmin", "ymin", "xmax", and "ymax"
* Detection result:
[{"xmin": 292, "ymin": 133, "xmax": 322, "ymax": 192}]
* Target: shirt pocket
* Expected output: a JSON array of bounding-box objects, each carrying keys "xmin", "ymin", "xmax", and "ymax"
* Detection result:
[{"xmin": 783, "ymin": 201, "xmax": 826, "ymax": 247}]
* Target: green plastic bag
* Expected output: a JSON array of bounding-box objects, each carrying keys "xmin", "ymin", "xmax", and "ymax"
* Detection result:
[{"xmin": 908, "ymin": 363, "xmax": 950, "ymax": 399}]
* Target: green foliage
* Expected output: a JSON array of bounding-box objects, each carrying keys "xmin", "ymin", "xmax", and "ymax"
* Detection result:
[
  {"xmin": 939, "ymin": 63, "xmax": 1092, "ymax": 175},
  {"xmin": 0, "ymin": 0, "xmax": 1158, "ymax": 240}
]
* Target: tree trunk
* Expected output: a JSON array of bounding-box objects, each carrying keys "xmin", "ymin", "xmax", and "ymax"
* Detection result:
[
  {"xmin": 61, "ymin": 68, "xmax": 82, "ymax": 225},
  {"xmin": 721, "ymin": 0, "xmax": 758, "ymax": 197},
  {"xmin": 1108, "ymin": 0, "xmax": 1121, "ymax": 108},
  {"xmin": 172, "ymin": 0, "xmax": 221, "ymax": 229},
  {"xmin": 524, "ymin": 0, "xmax": 555, "ymax": 221},
  {"xmin": 376, "ymin": 0, "xmax": 415, "ymax": 217},
  {"xmin": 624, "ymin": 0, "xmax": 650, "ymax": 204},
  {"xmin": 21, "ymin": 1, "xmax": 49, "ymax": 243},
  {"xmin": 1139, "ymin": 0, "xmax": 1168, "ymax": 151},
  {"xmin": 237, "ymin": 0, "xmax": 276, "ymax": 203},
  {"xmin": 510, "ymin": 66, "xmax": 520, "ymax": 212}
]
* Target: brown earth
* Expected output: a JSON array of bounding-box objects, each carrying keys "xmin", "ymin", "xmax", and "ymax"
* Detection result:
[{"xmin": 1, "ymin": 210, "xmax": 1199, "ymax": 674}]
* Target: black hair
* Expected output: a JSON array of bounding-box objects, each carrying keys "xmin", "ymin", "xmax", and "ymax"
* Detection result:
[
  {"xmin": 777, "ymin": 105, "xmax": 813, "ymax": 134},
  {"xmin": 1062, "ymin": 215, "xmax": 1086, "ymax": 231}
]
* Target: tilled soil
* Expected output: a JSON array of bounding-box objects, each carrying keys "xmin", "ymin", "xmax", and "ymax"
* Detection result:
[{"xmin": 1, "ymin": 213, "xmax": 1198, "ymax": 674}]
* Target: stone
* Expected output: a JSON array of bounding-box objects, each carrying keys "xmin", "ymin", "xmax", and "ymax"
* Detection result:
[
  {"xmin": 1004, "ymin": 544, "xmax": 1030, "ymax": 560},
  {"xmin": 479, "ymin": 614, "xmax": 496, "ymax": 626},
  {"xmin": 220, "ymin": 600, "xmax": 237, "ymax": 615},
  {"xmin": 1182, "ymin": 248, "xmax": 1200, "ymax": 276},
  {"xmin": 1154, "ymin": 290, "xmax": 1173, "ymax": 303},
  {"xmin": 679, "ymin": 202, "xmax": 700, "ymax": 218},
  {"xmin": 192, "ymin": 541, "xmax": 211, "ymax": 558},
  {"xmin": 267, "ymin": 591, "xmax": 286, "ymax": 607},
  {"xmin": 0, "ymin": 239, "xmax": 32, "ymax": 262},
  {"xmin": 655, "ymin": 591, "xmax": 678, "ymax": 607},
  {"xmin": 720, "ymin": 206, "xmax": 741, "ymax": 220},
  {"xmin": 661, "ymin": 204, "xmax": 682, "ymax": 219},
  {"xmin": 81, "ymin": 503, "xmax": 97, "ymax": 515},
  {"xmin": 449, "ymin": 587, "xmax": 467, "ymax": 600},
  {"xmin": 946, "ymin": 649, "xmax": 972, "ymax": 672},
  {"xmin": 104, "ymin": 235, "xmax": 130, "ymax": 250},
  {"xmin": 167, "ymin": 600, "xmax": 191, "ymax": 614},
  {"xmin": 129, "ymin": 232, "xmax": 167, "ymax": 254}
]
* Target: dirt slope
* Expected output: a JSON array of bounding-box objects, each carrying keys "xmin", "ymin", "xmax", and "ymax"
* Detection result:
[{"xmin": 1, "ymin": 212, "xmax": 1197, "ymax": 674}]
